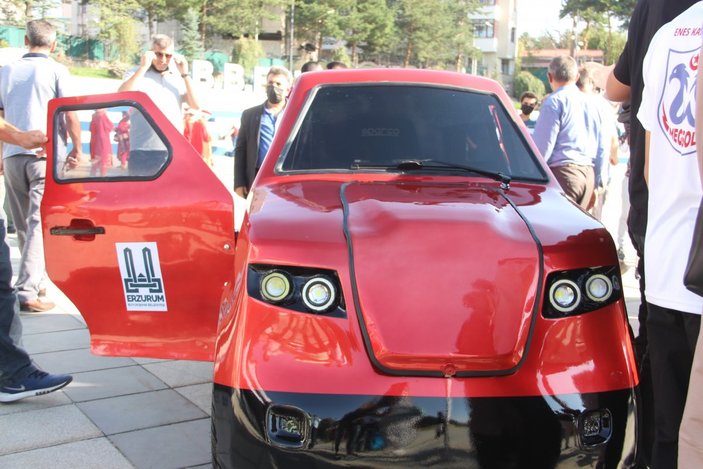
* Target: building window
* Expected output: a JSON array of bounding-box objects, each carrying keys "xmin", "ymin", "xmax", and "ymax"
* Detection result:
[
  {"xmin": 511, "ymin": 27, "xmax": 516, "ymax": 43},
  {"xmin": 501, "ymin": 59, "xmax": 510, "ymax": 76},
  {"xmin": 478, "ymin": 0, "xmax": 497, "ymax": 5},
  {"xmin": 472, "ymin": 19, "xmax": 495, "ymax": 38}
]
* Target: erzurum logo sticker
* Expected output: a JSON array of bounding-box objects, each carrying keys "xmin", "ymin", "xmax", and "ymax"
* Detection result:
[{"xmin": 116, "ymin": 242, "xmax": 168, "ymax": 311}]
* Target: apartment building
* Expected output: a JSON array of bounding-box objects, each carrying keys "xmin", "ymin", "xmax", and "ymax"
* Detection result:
[{"xmin": 469, "ymin": 0, "xmax": 519, "ymax": 95}]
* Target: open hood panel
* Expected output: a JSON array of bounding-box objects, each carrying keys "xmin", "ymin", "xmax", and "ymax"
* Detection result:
[{"xmin": 343, "ymin": 182, "xmax": 542, "ymax": 377}]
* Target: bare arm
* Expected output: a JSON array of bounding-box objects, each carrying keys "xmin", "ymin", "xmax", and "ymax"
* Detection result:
[
  {"xmin": 0, "ymin": 116, "xmax": 47, "ymax": 149},
  {"xmin": 609, "ymin": 134, "xmax": 619, "ymax": 165},
  {"xmin": 64, "ymin": 110, "xmax": 83, "ymax": 165},
  {"xmin": 173, "ymin": 55, "xmax": 201, "ymax": 110},
  {"xmin": 118, "ymin": 51, "xmax": 154, "ymax": 92},
  {"xmin": 605, "ymin": 71, "xmax": 630, "ymax": 102}
]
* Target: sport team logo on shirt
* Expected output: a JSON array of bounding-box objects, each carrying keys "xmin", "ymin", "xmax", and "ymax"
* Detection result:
[{"xmin": 659, "ymin": 47, "xmax": 699, "ymax": 156}]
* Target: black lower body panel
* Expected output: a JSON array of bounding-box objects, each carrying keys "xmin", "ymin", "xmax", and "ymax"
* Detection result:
[{"xmin": 212, "ymin": 385, "xmax": 637, "ymax": 468}]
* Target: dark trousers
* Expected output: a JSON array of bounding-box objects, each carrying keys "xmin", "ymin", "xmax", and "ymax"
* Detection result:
[
  {"xmin": 0, "ymin": 220, "xmax": 31, "ymax": 384},
  {"xmin": 127, "ymin": 150, "xmax": 168, "ymax": 177},
  {"xmin": 647, "ymin": 303, "xmax": 700, "ymax": 469}
]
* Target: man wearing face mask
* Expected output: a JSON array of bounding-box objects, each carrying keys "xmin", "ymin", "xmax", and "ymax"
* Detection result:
[
  {"xmin": 234, "ymin": 66, "xmax": 293, "ymax": 198},
  {"xmin": 518, "ymin": 91, "xmax": 539, "ymax": 133}
]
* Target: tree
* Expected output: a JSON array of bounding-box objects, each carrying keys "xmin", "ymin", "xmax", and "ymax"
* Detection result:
[
  {"xmin": 203, "ymin": 0, "xmax": 288, "ymax": 42},
  {"xmin": 232, "ymin": 36, "xmax": 264, "ymax": 78},
  {"xmin": 395, "ymin": 0, "xmax": 442, "ymax": 67},
  {"xmin": 113, "ymin": 16, "xmax": 140, "ymax": 63},
  {"xmin": 513, "ymin": 70, "xmax": 546, "ymax": 100},
  {"xmin": 585, "ymin": 24, "xmax": 626, "ymax": 65},
  {"xmin": 90, "ymin": 0, "xmax": 141, "ymax": 63},
  {"xmin": 1, "ymin": 0, "xmax": 55, "ymax": 22},
  {"xmin": 446, "ymin": 0, "xmax": 481, "ymax": 72},
  {"xmin": 134, "ymin": 0, "xmax": 167, "ymax": 38},
  {"xmin": 560, "ymin": 0, "xmax": 636, "ymax": 57},
  {"xmin": 341, "ymin": 0, "xmax": 394, "ymax": 66},
  {"xmin": 180, "ymin": 7, "xmax": 204, "ymax": 62},
  {"xmin": 294, "ymin": 0, "xmax": 347, "ymax": 58}
]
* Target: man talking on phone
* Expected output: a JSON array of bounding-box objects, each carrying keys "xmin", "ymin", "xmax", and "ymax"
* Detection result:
[{"xmin": 118, "ymin": 34, "xmax": 201, "ymax": 175}]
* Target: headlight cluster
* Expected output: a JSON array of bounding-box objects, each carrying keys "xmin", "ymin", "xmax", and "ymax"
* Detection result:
[
  {"xmin": 248, "ymin": 265, "xmax": 345, "ymax": 316},
  {"xmin": 543, "ymin": 266, "xmax": 621, "ymax": 318}
]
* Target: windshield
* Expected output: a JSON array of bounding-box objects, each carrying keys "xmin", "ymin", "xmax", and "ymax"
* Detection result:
[{"xmin": 280, "ymin": 84, "xmax": 547, "ymax": 182}]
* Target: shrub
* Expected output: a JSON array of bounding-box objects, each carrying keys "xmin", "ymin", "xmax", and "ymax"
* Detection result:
[{"xmin": 513, "ymin": 70, "xmax": 546, "ymax": 100}]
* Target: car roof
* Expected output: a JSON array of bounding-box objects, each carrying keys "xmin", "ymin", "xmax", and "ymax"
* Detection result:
[{"xmin": 293, "ymin": 68, "xmax": 508, "ymax": 98}]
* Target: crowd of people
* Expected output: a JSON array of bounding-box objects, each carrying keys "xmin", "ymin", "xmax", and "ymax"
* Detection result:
[{"xmin": 1, "ymin": 7, "xmax": 703, "ymax": 469}]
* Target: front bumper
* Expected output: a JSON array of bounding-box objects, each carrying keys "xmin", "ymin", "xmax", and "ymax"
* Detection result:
[{"xmin": 212, "ymin": 385, "xmax": 637, "ymax": 468}]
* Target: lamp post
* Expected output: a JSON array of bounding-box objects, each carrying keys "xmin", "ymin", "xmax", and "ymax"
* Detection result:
[{"xmin": 289, "ymin": 0, "xmax": 295, "ymax": 72}]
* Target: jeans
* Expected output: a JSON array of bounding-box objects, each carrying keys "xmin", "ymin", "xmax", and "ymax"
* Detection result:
[{"xmin": 0, "ymin": 220, "xmax": 31, "ymax": 384}]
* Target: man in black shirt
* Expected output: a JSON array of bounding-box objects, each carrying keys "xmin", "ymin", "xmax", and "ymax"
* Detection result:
[{"xmin": 606, "ymin": 1, "xmax": 699, "ymax": 467}]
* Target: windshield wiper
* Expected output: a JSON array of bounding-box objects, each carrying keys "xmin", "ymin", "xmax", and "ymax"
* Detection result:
[{"xmin": 395, "ymin": 159, "xmax": 511, "ymax": 189}]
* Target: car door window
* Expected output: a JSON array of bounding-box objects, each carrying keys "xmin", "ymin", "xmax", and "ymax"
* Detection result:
[{"xmin": 55, "ymin": 104, "xmax": 170, "ymax": 181}]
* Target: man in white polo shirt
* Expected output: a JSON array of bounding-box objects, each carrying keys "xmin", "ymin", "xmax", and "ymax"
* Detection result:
[
  {"xmin": 118, "ymin": 34, "xmax": 200, "ymax": 175},
  {"xmin": 0, "ymin": 19, "xmax": 82, "ymax": 313}
]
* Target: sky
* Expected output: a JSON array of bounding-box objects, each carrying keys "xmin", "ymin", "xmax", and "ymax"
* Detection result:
[{"xmin": 516, "ymin": 0, "xmax": 573, "ymax": 38}]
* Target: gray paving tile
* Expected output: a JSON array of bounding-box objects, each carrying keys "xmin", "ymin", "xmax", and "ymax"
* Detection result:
[
  {"xmin": 18, "ymin": 312, "xmax": 85, "ymax": 335},
  {"xmin": 78, "ymin": 389, "xmax": 207, "ymax": 435},
  {"xmin": 0, "ymin": 438, "xmax": 133, "ymax": 469},
  {"xmin": 0, "ymin": 404, "xmax": 102, "ymax": 455},
  {"xmin": 109, "ymin": 418, "xmax": 211, "ymax": 469},
  {"xmin": 21, "ymin": 328, "xmax": 90, "ymax": 354},
  {"xmin": 143, "ymin": 360, "xmax": 214, "ymax": 387},
  {"xmin": 32, "ymin": 347, "xmax": 137, "ymax": 375},
  {"xmin": 175, "ymin": 383, "xmax": 212, "ymax": 415},
  {"xmin": 132, "ymin": 357, "xmax": 171, "ymax": 365},
  {"xmin": 0, "ymin": 387, "xmax": 72, "ymax": 416},
  {"xmin": 63, "ymin": 366, "xmax": 168, "ymax": 402}
]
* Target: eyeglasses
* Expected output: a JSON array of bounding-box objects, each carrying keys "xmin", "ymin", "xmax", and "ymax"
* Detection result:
[{"xmin": 155, "ymin": 52, "xmax": 173, "ymax": 59}]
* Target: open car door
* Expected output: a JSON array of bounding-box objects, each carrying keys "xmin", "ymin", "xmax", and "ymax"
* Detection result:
[{"xmin": 42, "ymin": 91, "xmax": 235, "ymax": 361}]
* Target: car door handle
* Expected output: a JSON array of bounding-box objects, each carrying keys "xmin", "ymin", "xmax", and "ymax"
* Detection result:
[{"xmin": 50, "ymin": 219, "xmax": 105, "ymax": 241}]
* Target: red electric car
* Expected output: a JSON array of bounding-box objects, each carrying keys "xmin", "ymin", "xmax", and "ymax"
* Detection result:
[{"xmin": 42, "ymin": 69, "xmax": 638, "ymax": 468}]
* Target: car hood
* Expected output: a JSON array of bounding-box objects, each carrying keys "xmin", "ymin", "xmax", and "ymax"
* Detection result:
[
  {"xmin": 341, "ymin": 182, "xmax": 540, "ymax": 377},
  {"xmin": 250, "ymin": 180, "xmax": 543, "ymax": 377}
]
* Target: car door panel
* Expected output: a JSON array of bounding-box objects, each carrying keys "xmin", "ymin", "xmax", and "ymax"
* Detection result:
[{"xmin": 42, "ymin": 92, "xmax": 234, "ymax": 361}]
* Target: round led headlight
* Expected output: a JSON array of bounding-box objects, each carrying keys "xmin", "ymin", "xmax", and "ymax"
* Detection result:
[
  {"xmin": 585, "ymin": 274, "xmax": 613, "ymax": 302},
  {"xmin": 302, "ymin": 276, "xmax": 336, "ymax": 312},
  {"xmin": 260, "ymin": 271, "xmax": 292, "ymax": 303},
  {"xmin": 549, "ymin": 278, "xmax": 581, "ymax": 314}
]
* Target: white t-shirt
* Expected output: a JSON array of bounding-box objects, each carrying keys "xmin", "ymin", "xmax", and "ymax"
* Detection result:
[
  {"xmin": 637, "ymin": 1, "xmax": 703, "ymax": 315},
  {"xmin": 123, "ymin": 65, "xmax": 186, "ymax": 150}
]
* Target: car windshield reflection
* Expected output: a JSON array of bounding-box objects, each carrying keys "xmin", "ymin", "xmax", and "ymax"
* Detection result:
[{"xmin": 280, "ymin": 84, "xmax": 546, "ymax": 182}]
